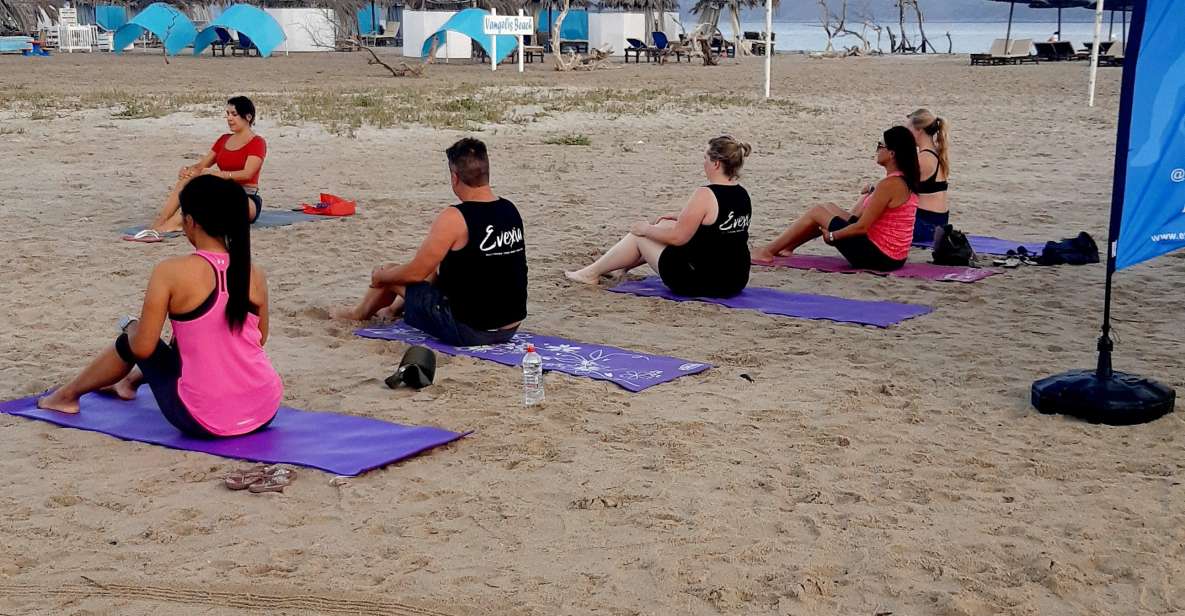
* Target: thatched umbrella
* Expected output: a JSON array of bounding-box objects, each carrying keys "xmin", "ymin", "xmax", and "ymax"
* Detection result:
[
  {"xmin": 1028, "ymin": 0, "xmax": 1093, "ymax": 40},
  {"xmin": 1, "ymin": 0, "xmax": 60, "ymax": 34}
]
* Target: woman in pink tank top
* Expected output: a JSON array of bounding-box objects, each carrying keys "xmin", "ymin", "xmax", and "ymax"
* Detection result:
[
  {"xmin": 39, "ymin": 176, "xmax": 283, "ymax": 438},
  {"xmin": 753, "ymin": 126, "xmax": 921, "ymax": 272}
]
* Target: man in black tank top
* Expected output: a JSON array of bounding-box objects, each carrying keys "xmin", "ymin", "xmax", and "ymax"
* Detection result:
[{"xmin": 333, "ymin": 138, "xmax": 528, "ymax": 346}]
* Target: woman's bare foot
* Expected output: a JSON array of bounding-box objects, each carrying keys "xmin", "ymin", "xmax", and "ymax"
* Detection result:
[
  {"xmin": 37, "ymin": 389, "xmax": 80, "ymax": 414},
  {"xmin": 101, "ymin": 379, "xmax": 139, "ymax": 400},
  {"xmin": 564, "ymin": 269, "xmax": 600, "ymax": 286}
]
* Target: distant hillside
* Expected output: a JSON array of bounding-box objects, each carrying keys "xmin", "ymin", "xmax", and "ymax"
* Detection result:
[{"xmin": 681, "ymin": 0, "xmax": 1107, "ymax": 23}]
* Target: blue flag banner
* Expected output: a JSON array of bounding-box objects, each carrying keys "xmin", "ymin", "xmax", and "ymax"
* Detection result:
[{"xmin": 1114, "ymin": 0, "xmax": 1185, "ymax": 270}]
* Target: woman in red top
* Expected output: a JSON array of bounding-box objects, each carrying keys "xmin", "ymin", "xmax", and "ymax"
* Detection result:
[
  {"xmin": 132, "ymin": 96, "xmax": 267, "ymax": 239},
  {"xmin": 752, "ymin": 126, "xmax": 921, "ymax": 272}
]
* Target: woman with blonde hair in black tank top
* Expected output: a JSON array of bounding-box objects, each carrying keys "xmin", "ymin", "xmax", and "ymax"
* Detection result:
[
  {"xmin": 566, "ymin": 136, "xmax": 753, "ymax": 298},
  {"xmin": 908, "ymin": 108, "xmax": 951, "ymax": 242}
]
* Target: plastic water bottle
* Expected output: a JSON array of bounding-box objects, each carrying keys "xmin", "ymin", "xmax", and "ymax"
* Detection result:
[{"xmin": 522, "ymin": 344, "xmax": 544, "ymax": 406}]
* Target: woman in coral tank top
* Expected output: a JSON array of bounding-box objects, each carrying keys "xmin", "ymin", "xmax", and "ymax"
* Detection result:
[
  {"xmin": 41, "ymin": 176, "xmax": 283, "ymax": 438},
  {"xmin": 753, "ymin": 126, "xmax": 921, "ymax": 272}
]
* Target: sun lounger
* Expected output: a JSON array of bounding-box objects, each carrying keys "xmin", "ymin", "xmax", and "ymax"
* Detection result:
[
  {"xmin": 971, "ymin": 38, "xmax": 1037, "ymax": 66},
  {"xmin": 652, "ymin": 32, "xmax": 686, "ymax": 63},
  {"xmin": 1082, "ymin": 40, "xmax": 1115, "ymax": 57},
  {"xmin": 971, "ymin": 38, "xmax": 1008, "ymax": 65},
  {"xmin": 522, "ymin": 44, "xmax": 544, "ymax": 63},
  {"xmin": 558, "ymin": 40, "xmax": 589, "ymax": 55},
  {"xmin": 209, "ymin": 27, "xmax": 231, "ymax": 56},
  {"xmin": 1100, "ymin": 48, "xmax": 1124, "ymax": 66},
  {"xmin": 232, "ymin": 31, "xmax": 259, "ymax": 57},
  {"xmin": 1034, "ymin": 41, "xmax": 1058, "ymax": 61},
  {"xmin": 1006, "ymin": 39, "xmax": 1037, "ymax": 63},
  {"xmin": 624, "ymin": 37, "xmax": 653, "ymax": 63},
  {"xmin": 1052, "ymin": 40, "xmax": 1077, "ymax": 61}
]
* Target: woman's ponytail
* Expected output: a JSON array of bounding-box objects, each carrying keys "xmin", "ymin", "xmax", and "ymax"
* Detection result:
[
  {"xmin": 909, "ymin": 108, "xmax": 950, "ymax": 177},
  {"xmin": 933, "ymin": 116, "xmax": 951, "ymax": 177},
  {"xmin": 178, "ymin": 175, "xmax": 253, "ymax": 332},
  {"xmin": 223, "ymin": 190, "xmax": 252, "ymax": 332}
]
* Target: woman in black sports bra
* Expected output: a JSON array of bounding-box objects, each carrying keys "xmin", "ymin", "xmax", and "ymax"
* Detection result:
[
  {"xmin": 908, "ymin": 109, "xmax": 950, "ymax": 242},
  {"xmin": 566, "ymin": 136, "xmax": 753, "ymax": 298}
]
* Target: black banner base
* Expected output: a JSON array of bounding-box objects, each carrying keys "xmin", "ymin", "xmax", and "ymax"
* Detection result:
[{"xmin": 1032, "ymin": 370, "xmax": 1176, "ymax": 426}]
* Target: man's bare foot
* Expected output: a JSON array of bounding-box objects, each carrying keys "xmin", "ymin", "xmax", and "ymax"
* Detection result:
[
  {"xmin": 329, "ymin": 305, "xmax": 366, "ymax": 321},
  {"xmin": 751, "ymin": 248, "xmax": 779, "ymax": 264},
  {"xmin": 776, "ymin": 249, "xmax": 793, "ymax": 257},
  {"xmin": 101, "ymin": 379, "xmax": 138, "ymax": 400},
  {"xmin": 37, "ymin": 389, "xmax": 80, "ymax": 414},
  {"xmin": 374, "ymin": 305, "xmax": 401, "ymax": 321},
  {"xmin": 564, "ymin": 269, "xmax": 600, "ymax": 286}
]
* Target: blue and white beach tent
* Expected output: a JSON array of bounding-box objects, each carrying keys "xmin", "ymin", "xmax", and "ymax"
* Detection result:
[
  {"xmin": 113, "ymin": 3, "xmax": 196, "ymax": 56},
  {"xmin": 193, "ymin": 4, "xmax": 286, "ymax": 57}
]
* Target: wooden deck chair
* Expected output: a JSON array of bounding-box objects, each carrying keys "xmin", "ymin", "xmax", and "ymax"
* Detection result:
[
  {"xmin": 1006, "ymin": 39, "xmax": 1037, "ymax": 64},
  {"xmin": 1052, "ymin": 40, "xmax": 1077, "ymax": 61},
  {"xmin": 624, "ymin": 37, "xmax": 652, "ymax": 63},
  {"xmin": 210, "ymin": 27, "xmax": 232, "ymax": 56},
  {"xmin": 1034, "ymin": 41, "xmax": 1058, "ymax": 61},
  {"xmin": 970, "ymin": 38, "xmax": 1008, "ymax": 65}
]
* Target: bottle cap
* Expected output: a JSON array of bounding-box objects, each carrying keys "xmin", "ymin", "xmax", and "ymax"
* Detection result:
[{"xmin": 526, "ymin": 344, "xmax": 535, "ymax": 353}]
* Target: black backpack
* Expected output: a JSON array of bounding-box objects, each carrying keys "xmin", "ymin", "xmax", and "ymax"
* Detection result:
[
  {"xmin": 932, "ymin": 224, "xmax": 974, "ymax": 266},
  {"xmin": 1036, "ymin": 232, "xmax": 1100, "ymax": 266}
]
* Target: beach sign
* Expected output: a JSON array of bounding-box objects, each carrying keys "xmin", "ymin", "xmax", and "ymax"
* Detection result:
[
  {"xmin": 483, "ymin": 11, "xmax": 531, "ymax": 73},
  {"xmin": 1111, "ymin": 0, "xmax": 1185, "ymax": 270},
  {"xmin": 482, "ymin": 15, "xmax": 533, "ymax": 36}
]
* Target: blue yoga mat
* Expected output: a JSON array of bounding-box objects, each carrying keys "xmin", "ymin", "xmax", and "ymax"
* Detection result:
[
  {"xmin": 0, "ymin": 387, "xmax": 466, "ymax": 476},
  {"xmin": 608, "ymin": 277, "xmax": 932, "ymax": 328},
  {"xmin": 121, "ymin": 210, "xmax": 334, "ymax": 237}
]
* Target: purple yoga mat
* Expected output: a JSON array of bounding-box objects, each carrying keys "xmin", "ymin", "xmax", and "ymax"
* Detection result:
[
  {"xmin": 608, "ymin": 277, "xmax": 932, "ymax": 328},
  {"xmin": 914, "ymin": 235, "xmax": 1046, "ymax": 256},
  {"xmin": 757, "ymin": 254, "xmax": 1000, "ymax": 283},
  {"xmin": 0, "ymin": 387, "xmax": 466, "ymax": 476},
  {"xmin": 355, "ymin": 322, "xmax": 710, "ymax": 393}
]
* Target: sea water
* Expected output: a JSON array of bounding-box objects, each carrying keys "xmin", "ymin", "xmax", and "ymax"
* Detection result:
[{"xmin": 706, "ymin": 21, "xmax": 1130, "ymax": 54}]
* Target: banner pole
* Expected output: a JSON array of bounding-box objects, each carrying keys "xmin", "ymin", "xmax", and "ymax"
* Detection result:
[
  {"xmin": 763, "ymin": 0, "xmax": 772, "ymax": 98},
  {"xmin": 519, "ymin": 8, "xmax": 525, "ymax": 73},
  {"xmin": 1088, "ymin": 0, "xmax": 1104, "ymax": 107},
  {"xmin": 491, "ymin": 7, "xmax": 497, "ymax": 72}
]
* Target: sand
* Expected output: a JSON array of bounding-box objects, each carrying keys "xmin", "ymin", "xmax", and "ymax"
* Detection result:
[{"xmin": 1, "ymin": 51, "xmax": 1183, "ymax": 616}]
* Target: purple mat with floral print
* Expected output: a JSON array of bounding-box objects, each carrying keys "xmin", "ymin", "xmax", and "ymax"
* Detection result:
[{"xmin": 355, "ymin": 322, "xmax": 710, "ymax": 393}]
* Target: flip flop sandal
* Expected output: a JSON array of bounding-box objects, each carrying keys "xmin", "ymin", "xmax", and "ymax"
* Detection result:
[
  {"xmin": 122, "ymin": 229, "xmax": 163, "ymax": 243},
  {"xmin": 224, "ymin": 464, "xmax": 271, "ymax": 490},
  {"xmin": 248, "ymin": 472, "xmax": 294, "ymax": 494}
]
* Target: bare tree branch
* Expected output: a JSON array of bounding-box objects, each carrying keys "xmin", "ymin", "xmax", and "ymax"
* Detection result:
[{"xmin": 299, "ymin": 14, "xmax": 424, "ymax": 77}]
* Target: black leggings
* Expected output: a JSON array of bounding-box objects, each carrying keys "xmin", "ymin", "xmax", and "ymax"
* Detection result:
[
  {"xmin": 115, "ymin": 334, "xmax": 217, "ymax": 438},
  {"xmin": 829, "ymin": 217, "xmax": 908, "ymax": 272},
  {"xmin": 115, "ymin": 334, "xmax": 273, "ymax": 439},
  {"xmin": 247, "ymin": 193, "xmax": 263, "ymax": 223}
]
